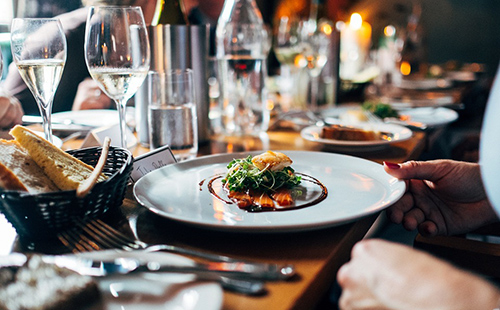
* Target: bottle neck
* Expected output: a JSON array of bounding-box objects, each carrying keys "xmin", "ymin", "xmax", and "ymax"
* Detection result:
[
  {"xmin": 218, "ymin": 0, "xmax": 263, "ymax": 25},
  {"xmin": 152, "ymin": 0, "xmax": 189, "ymax": 26}
]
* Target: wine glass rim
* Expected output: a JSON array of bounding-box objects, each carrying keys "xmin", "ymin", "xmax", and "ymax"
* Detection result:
[
  {"xmin": 13, "ymin": 17, "xmax": 62, "ymax": 22},
  {"xmin": 90, "ymin": 5, "xmax": 142, "ymax": 10}
]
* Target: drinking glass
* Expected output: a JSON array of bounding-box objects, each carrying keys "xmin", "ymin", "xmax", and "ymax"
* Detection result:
[
  {"xmin": 295, "ymin": 20, "xmax": 331, "ymax": 112},
  {"xmin": 273, "ymin": 16, "xmax": 302, "ymax": 109},
  {"xmin": 84, "ymin": 6, "xmax": 150, "ymax": 148},
  {"xmin": 10, "ymin": 18, "xmax": 67, "ymax": 143},
  {"xmin": 148, "ymin": 69, "xmax": 198, "ymax": 161}
]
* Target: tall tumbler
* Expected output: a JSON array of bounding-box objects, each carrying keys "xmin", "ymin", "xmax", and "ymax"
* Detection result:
[
  {"xmin": 148, "ymin": 69, "xmax": 198, "ymax": 161},
  {"xmin": 135, "ymin": 24, "xmax": 210, "ymax": 146}
]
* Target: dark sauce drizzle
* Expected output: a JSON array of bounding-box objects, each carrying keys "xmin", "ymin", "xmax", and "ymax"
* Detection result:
[{"xmin": 204, "ymin": 172, "xmax": 328, "ymax": 212}]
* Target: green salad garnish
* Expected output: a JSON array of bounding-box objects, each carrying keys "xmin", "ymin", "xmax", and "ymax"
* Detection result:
[
  {"xmin": 362, "ymin": 101, "xmax": 399, "ymax": 119},
  {"xmin": 222, "ymin": 155, "xmax": 301, "ymax": 193}
]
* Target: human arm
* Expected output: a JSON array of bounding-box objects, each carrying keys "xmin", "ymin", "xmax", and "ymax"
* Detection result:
[
  {"xmin": 0, "ymin": 91, "xmax": 23, "ymax": 129},
  {"xmin": 337, "ymin": 239, "xmax": 500, "ymax": 310},
  {"xmin": 383, "ymin": 160, "xmax": 499, "ymax": 236},
  {"xmin": 71, "ymin": 78, "xmax": 112, "ymax": 111}
]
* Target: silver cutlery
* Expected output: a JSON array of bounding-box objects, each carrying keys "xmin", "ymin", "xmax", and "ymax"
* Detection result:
[
  {"xmin": 46, "ymin": 255, "xmax": 266, "ymax": 295},
  {"xmin": 58, "ymin": 219, "xmax": 295, "ymax": 280},
  {"xmin": 22, "ymin": 115, "xmax": 94, "ymax": 128}
]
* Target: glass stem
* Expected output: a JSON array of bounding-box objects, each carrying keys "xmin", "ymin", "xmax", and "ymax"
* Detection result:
[
  {"xmin": 38, "ymin": 102, "xmax": 53, "ymax": 143},
  {"xmin": 309, "ymin": 74, "xmax": 319, "ymax": 113},
  {"xmin": 116, "ymin": 99, "xmax": 129, "ymax": 148}
]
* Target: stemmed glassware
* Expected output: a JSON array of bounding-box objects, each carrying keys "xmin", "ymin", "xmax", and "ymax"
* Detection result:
[
  {"xmin": 273, "ymin": 16, "xmax": 302, "ymax": 110},
  {"xmin": 10, "ymin": 18, "xmax": 67, "ymax": 143},
  {"xmin": 84, "ymin": 6, "xmax": 150, "ymax": 148},
  {"xmin": 295, "ymin": 20, "xmax": 331, "ymax": 112}
]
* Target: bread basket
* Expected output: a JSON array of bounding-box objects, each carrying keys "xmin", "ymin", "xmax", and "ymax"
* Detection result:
[{"xmin": 0, "ymin": 146, "xmax": 133, "ymax": 241}]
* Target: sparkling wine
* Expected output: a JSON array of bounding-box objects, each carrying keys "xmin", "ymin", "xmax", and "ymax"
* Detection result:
[
  {"xmin": 274, "ymin": 47, "xmax": 301, "ymax": 67},
  {"xmin": 89, "ymin": 67, "xmax": 148, "ymax": 101},
  {"xmin": 295, "ymin": 49, "xmax": 327, "ymax": 77},
  {"xmin": 16, "ymin": 59, "xmax": 65, "ymax": 107}
]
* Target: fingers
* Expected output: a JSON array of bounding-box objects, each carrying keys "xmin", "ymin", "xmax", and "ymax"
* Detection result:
[
  {"xmin": 386, "ymin": 192, "xmax": 414, "ymax": 223},
  {"xmin": 337, "ymin": 240, "xmax": 407, "ymax": 309},
  {"xmin": 402, "ymin": 207, "xmax": 426, "ymax": 230},
  {"xmin": 73, "ymin": 78, "xmax": 112, "ymax": 111},
  {"xmin": 384, "ymin": 160, "xmax": 450, "ymax": 182},
  {"xmin": 418, "ymin": 221, "xmax": 439, "ymax": 237}
]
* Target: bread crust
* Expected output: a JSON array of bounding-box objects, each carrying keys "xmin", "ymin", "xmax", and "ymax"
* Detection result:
[
  {"xmin": 0, "ymin": 162, "xmax": 28, "ymax": 192},
  {"xmin": 0, "ymin": 139, "xmax": 58, "ymax": 193},
  {"xmin": 10, "ymin": 125, "xmax": 105, "ymax": 191}
]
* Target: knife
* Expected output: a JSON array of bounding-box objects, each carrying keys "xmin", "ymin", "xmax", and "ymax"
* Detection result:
[
  {"xmin": 45, "ymin": 255, "xmax": 271, "ymax": 295},
  {"xmin": 22, "ymin": 115, "xmax": 94, "ymax": 129},
  {"xmin": 47, "ymin": 255, "xmax": 295, "ymax": 281}
]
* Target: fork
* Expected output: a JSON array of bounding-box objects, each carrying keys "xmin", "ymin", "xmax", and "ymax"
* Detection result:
[{"xmin": 58, "ymin": 219, "xmax": 295, "ymax": 280}]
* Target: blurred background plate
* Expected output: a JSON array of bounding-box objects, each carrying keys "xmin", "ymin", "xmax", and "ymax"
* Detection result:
[
  {"xmin": 402, "ymin": 107, "xmax": 459, "ymax": 127},
  {"xmin": 301, "ymin": 122, "xmax": 412, "ymax": 152}
]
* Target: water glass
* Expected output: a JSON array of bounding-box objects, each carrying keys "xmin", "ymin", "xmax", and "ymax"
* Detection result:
[{"xmin": 148, "ymin": 69, "xmax": 198, "ymax": 161}]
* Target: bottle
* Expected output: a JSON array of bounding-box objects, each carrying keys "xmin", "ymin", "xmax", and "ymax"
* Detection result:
[
  {"xmin": 400, "ymin": 2, "xmax": 425, "ymax": 76},
  {"xmin": 215, "ymin": 0, "xmax": 269, "ymax": 136},
  {"xmin": 151, "ymin": 0, "xmax": 189, "ymax": 26}
]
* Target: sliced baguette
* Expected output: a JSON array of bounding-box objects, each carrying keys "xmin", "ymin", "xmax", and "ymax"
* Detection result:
[
  {"xmin": 0, "ymin": 139, "xmax": 59, "ymax": 193},
  {"xmin": 9, "ymin": 125, "xmax": 106, "ymax": 191}
]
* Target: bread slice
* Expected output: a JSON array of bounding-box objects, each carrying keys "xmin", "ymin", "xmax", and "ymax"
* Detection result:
[
  {"xmin": 9, "ymin": 125, "xmax": 106, "ymax": 191},
  {"xmin": 0, "ymin": 139, "xmax": 59, "ymax": 193}
]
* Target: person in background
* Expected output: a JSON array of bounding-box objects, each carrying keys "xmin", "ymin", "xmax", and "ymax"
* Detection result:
[
  {"xmin": 336, "ymin": 66, "xmax": 500, "ymax": 309},
  {"xmin": 0, "ymin": 90, "xmax": 23, "ymax": 129},
  {"xmin": 2, "ymin": 0, "xmax": 156, "ymax": 116}
]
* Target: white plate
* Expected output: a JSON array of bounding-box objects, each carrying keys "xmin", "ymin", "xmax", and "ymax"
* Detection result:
[
  {"xmin": 0, "ymin": 251, "xmax": 222, "ymax": 310},
  {"xmin": 71, "ymin": 250, "xmax": 223, "ymax": 310},
  {"xmin": 52, "ymin": 109, "xmax": 119, "ymax": 128},
  {"xmin": 322, "ymin": 105, "xmax": 458, "ymax": 128},
  {"xmin": 133, "ymin": 151, "xmax": 406, "ymax": 233},
  {"xmin": 301, "ymin": 122, "xmax": 412, "ymax": 152},
  {"xmin": 51, "ymin": 109, "xmax": 135, "ymax": 133},
  {"xmin": 403, "ymin": 107, "xmax": 459, "ymax": 127},
  {"xmin": 397, "ymin": 77, "xmax": 452, "ymax": 90}
]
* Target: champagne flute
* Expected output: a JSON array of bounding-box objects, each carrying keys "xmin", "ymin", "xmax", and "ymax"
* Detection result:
[
  {"xmin": 295, "ymin": 20, "xmax": 331, "ymax": 112},
  {"xmin": 10, "ymin": 18, "xmax": 67, "ymax": 143},
  {"xmin": 85, "ymin": 6, "xmax": 150, "ymax": 148}
]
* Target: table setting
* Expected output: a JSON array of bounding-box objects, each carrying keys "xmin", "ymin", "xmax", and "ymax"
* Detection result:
[{"xmin": 0, "ymin": 1, "xmax": 487, "ymax": 309}]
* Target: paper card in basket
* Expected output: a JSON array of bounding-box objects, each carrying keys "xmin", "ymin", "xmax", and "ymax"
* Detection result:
[
  {"xmin": 81, "ymin": 123, "xmax": 136, "ymax": 149},
  {"xmin": 130, "ymin": 144, "xmax": 176, "ymax": 183}
]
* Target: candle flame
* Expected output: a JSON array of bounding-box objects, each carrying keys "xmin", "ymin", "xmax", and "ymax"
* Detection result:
[
  {"xmin": 321, "ymin": 23, "xmax": 333, "ymax": 35},
  {"xmin": 349, "ymin": 13, "xmax": 363, "ymax": 30},
  {"xmin": 400, "ymin": 61, "xmax": 411, "ymax": 75},
  {"xmin": 384, "ymin": 25, "xmax": 396, "ymax": 37}
]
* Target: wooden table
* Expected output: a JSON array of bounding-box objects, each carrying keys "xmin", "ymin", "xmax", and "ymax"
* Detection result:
[{"xmin": 1, "ymin": 129, "xmax": 426, "ymax": 309}]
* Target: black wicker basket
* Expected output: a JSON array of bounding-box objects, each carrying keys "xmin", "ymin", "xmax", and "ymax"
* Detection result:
[{"xmin": 0, "ymin": 146, "xmax": 133, "ymax": 241}]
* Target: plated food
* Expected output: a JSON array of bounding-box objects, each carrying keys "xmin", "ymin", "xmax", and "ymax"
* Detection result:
[
  {"xmin": 301, "ymin": 122, "xmax": 412, "ymax": 152},
  {"xmin": 133, "ymin": 151, "xmax": 406, "ymax": 232},
  {"xmin": 322, "ymin": 125, "xmax": 385, "ymax": 141},
  {"xmin": 220, "ymin": 151, "xmax": 306, "ymax": 212}
]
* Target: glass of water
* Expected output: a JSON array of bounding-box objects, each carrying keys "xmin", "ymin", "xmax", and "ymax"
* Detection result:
[{"xmin": 148, "ymin": 69, "xmax": 198, "ymax": 161}]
